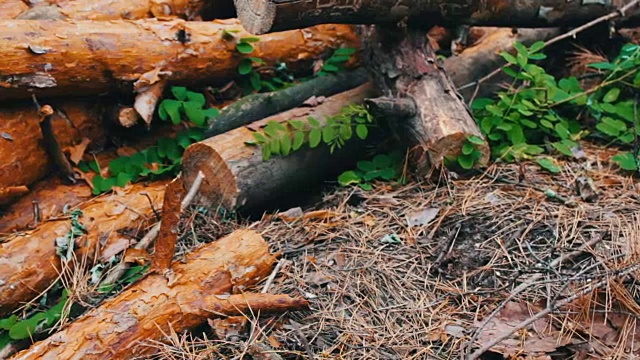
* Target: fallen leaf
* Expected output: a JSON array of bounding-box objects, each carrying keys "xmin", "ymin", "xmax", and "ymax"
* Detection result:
[
  {"xmin": 305, "ymin": 271, "xmax": 334, "ymax": 286},
  {"xmin": 326, "ymin": 252, "xmax": 346, "ymax": 269},
  {"xmin": 267, "ymin": 334, "xmax": 282, "ymax": 348},
  {"xmin": 275, "ymin": 207, "xmax": 304, "ymax": 221},
  {"xmin": 116, "ymin": 146, "xmax": 139, "ymax": 157},
  {"xmin": 406, "ymin": 207, "xmax": 439, "ymax": 227},
  {"xmin": 123, "ymin": 248, "xmax": 151, "ymax": 265},
  {"xmin": 302, "ymin": 209, "xmax": 340, "ymax": 221},
  {"xmin": 105, "ymin": 203, "xmax": 127, "ymax": 216},
  {"xmin": 100, "ymin": 238, "xmax": 132, "ymax": 261}
]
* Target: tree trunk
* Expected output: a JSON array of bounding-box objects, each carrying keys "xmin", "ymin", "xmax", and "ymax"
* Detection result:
[
  {"xmin": 10, "ymin": 229, "xmax": 308, "ymax": 360},
  {"xmin": 363, "ymin": 26, "xmax": 489, "ymax": 173},
  {"xmin": 182, "ymin": 83, "xmax": 378, "ymax": 210},
  {"xmin": 233, "ymin": 0, "xmax": 640, "ymax": 35},
  {"xmin": 444, "ymin": 27, "xmax": 561, "ymax": 101},
  {"xmin": 5, "ymin": 0, "xmax": 205, "ymax": 20},
  {"xmin": 0, "ymin": 99, "xmax": 106, "ymax": 190},
  {"xmin": 0, "ymin": 18, "xmax": 360, "ymax": 100},
  {"xmin": 0, "ymin": 181, "xmax": 168, "ymax": 317}
]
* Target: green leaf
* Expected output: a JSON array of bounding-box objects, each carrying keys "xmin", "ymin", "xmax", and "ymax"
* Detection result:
[
  {"xmin": 462, "ymin": 142, "xmax": 475, "ymax": 155},
  {"xmin": 338, "ymin": 170, "xmax": 361, "ymax": 186},
  {"xmin": 507, "ymin": 124, "xmax": 525, "ymax": 145},
  {"xmin": 528, "ymin": 41, "xmax": 545, "ymax": 54},
  {"xmin": 252, "ymin": 132, "xmax": 268, "ymax": 143},
  {"xmin": 202, "ymin": 107, "xmax": 219, "ymax": 120},
  {"xmin": 597, "ymin": 118, "xmax": 625, "ymax": 137},
  {"xmin": 359, "ymin": 183, "xmax": 373, "ymax": 191},
  {"xmin": 555, "ymin": 122, "xmax": 570, "ymax": 139},
  {"xmin": 500, "ymin": 51, "xmax": 517, "ymax": 65},
  {"xmin": 292, "ymin": 131, "xmax": 305, "ymax": 150},
  {"xmin": 238, "ymin": 58, "xmax": 254, "ymax": 75},
  {"xmin": 280, "ymin": 135, "xmax": 292, "ymax": 156},
  {"xmin": 612, "ymin": 152, "xmax": 638, "ymax": 171},
  {"xmin": 588, "ymin": 61, "xmax": 615, "ymax": 70},
  {"xmin": 502, "ymin": 67, "xmax": 518, "ymax": 78},
  {"xmin": 176, "ymin": 132, "xmax": 193, "ymax": 149},
  {"xmin": 186, "ymin": 91, "xmax": 205, "ymax": 107},
  {"xmin": 261, "ymin": 145, "xmax": 271, "ymax": 161},
  {"xmin": 551, "ymin": 141, "xmax": 573, "ymax": 157},
  {"xmin": 355, "ymin": 124, "xmax": 368, "ymax": 140},
  {"xmin": 537, "ymin": 157, "xmax": 561, "ymax": 173},
  {"xmin": 115, "ymin": 172, "xmax": 133, "ymax": 187},
  {"xmin": 171, "ymin": 86, "xmax": 188, "ymax": 101},
  {"xmin": 309, "ymin": 128, "xmax": 321, "ymax": 148},
  {"xmin": 602, "ymin": 87, "xmax": 621, "ymax": 103},
  {"xmin": 322, "ymin": 126, "xmax": 335, "ymax": 143},
  {"xmin": 236, "ymin": 42, "xmax": 254, "ymax": 54},
  {"xmin": 160, "ymin": 99, "xmax": 182, "ymax": 125},
  {"xmin": 322, "ymin": 63, "xmax": 340, "ymax": 72},
  {"xmin": 240, "ymin": 36, "xmax": 260, "ymax": 43},
  {"xmin": 308, "ymin": 116, "xmax": 320, "ymax": 127},
  {"xmin": 108, "ymin": 156, "xmax": 130, "ymax": 175},
  {"xmin": 269, "ymin": 138, "xmax": 280, "ymax": 155},
  {"xmin": 183, "ymin": 102, "xmax": 206, "ymax": 126},
  {"xmin": 9, "ymin": 313, "xmax": 46, "ymax": 340},
  {"xmin": 0, "ymin": 315, "xmax": 18, "ymax": 330},
  {"xmin": 467, "ymin": 135, "xmax": 485, "ymax": 146},
  {"xmin": 372, "ymin": 154, "xmax": 391, "ymax": 168},
  {"xmin": 356, "ymin": 160, "xmax": 375, "ymax": 172},
  {"xmin": 288, "ymin": 119, "xmax": 305, "ymax": 131},
  {"xmin": 327, "ymin": 55, "xmax": 351, "ymax": 64},
  {"xmin": 249, "ymin": 71, "xmax": 262, "ymax": 91},
  {"xmin": 333, "ymin": 47, "xmax": 357, "ymax": 56},
  {"xmin": 457, "ymin": 154, "xmax": 475, "ymax": 169},
  {"xmin": 379, "ymin": 167, "xmax": 397, "ymax": 180}
]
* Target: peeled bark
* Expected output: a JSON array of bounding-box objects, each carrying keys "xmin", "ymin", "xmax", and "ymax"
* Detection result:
[
  {"xmin": 0, "ymin": 18, "xmax": 360, "ymax": 100},
  {"xmin": 0, "ymin": 181, "xmax": 168, "ymax": 317},
  {"xmin": 182, "ymin": 83, "xmax": 377, "ymax": 210},
  {"xmin": 363, "ymin": 26, "xmax": 490, "ymax": 172},
  {"xmin": 10, "ymin": 230, "xmax": 307, "ymax": 360},
  {"xmin": 444, "ymin": 27, "xmax": 561, "ymax": 101},
  {"xmin": 0, "ymin": 99, "xmax": 106, "ymax": 190},
  {"xmin": 233, "ymin": 0, "xmax": 640, "ymax": 35}
]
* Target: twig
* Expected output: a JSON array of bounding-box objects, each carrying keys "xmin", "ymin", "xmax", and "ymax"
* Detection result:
[
  {"xmin": 466, "ymin": 262, "xmax": 640, "ymax": 359},
  {"xmin": 261, "ymin": 259, "xmax": 284, "ymax": 294},
  {"xmin": 460, "ymin": 0, "xmax": 640, "ymax": 105},
  {"xmin": 465, "ymin": 234, "xmax": 603, "ymax": 353},
  {"xmin": 99, "ymin": 172, "xmax": 204, "ymax": 287}
]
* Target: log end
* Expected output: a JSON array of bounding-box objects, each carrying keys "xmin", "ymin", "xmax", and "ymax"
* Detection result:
[
  {"xmin": 233, "ymin": 0, "xmax": 276, "ymax": 35},
  {"xmin": 182, "ymin": 139, "xmax": 241, "ymax": 210}
]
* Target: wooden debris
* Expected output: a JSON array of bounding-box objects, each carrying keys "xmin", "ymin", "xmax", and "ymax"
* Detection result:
[
  {"xmin": 182, "ymin": 83, "xmax": 377, "ymax": 210},
  {"xmin": 150, "ymin": 176, "xmax": 185, "ymax": 273},
  {"xmin": 0, "ymin": 18, "xmax": 360, "ymax": 99},
  {"xmin": 233, "ymin": 0, "xmax": 640, "ymax": 35},
  {"xmin": 0, "ymin": 181, "xmax": 167, "ymax": 317},
  {"xmin": 363, "ymin": 26, "xmax": 490, "ymax": 173},
  {"xmin": 11, "ymin": 229, "xmax": 309, "ymax": 360}
]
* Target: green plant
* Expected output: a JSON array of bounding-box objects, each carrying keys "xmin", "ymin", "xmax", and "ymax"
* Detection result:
[
  {"xmin": 470, "ymin": 40, "xmax": 640, "ymax": 173},
  {"xmin": 55, "ymin": 209, "xmax": 87, "ymax": 262},
  {"xmin": 337, "ymin": 151, "xmax": 406, "ymax": 190},
  {"xmin": 0, "ymin": 290, "xmax": 70, "ymax": 350},
  {"xmin": 316, "ymin": 47, "xmax": 357, "ymax": 76},
  {"xmin": 81, "ymin": 87, "xmax": 211, "ymax": 195},
  {"xmin": 246, "ymin": 104, "xmax": 375, "ymax": 160},
  {"xmin": 445, "ymin": 135, "xmax": 486, "ymax": 170}
]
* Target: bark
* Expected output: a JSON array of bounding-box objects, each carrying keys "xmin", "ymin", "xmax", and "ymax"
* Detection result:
[
  {"xmin": 2, "ymin": 0, "xmax": 205, "ymax": 20},
  {"xmin": 363, "ymin": 26, "xmax": 490, "ymax": 172},
  {"xmin": 0, "ymin": 18, "xmax": 360, "ymax": 100},
  {"xmin": 0, "ymin": 181, "xmax": 168, "ymax": 317},
  {"xmin": 0, "ymin": 99, "xmax": 106, "ymax": 190},
  {"xmin": 444, "ymin": 27, "xmax": 561, "ymax": 101},
  {"xmin": 182, "ymin": 83, "xmax": 378, "ymax": 210},
  {"xmin": 10, "ymin": 230, "xmax": 308, "ymax": 360},
  {"xmin": 205, "ymin": 68, "xmax": 369, "ymax": 137},
  {"xmin": 0, "ymin": 179, "xmax": 91, "ymax": 234},
  {"xmin": 150, "ymin": 176, "xmax": 185, "ymax": 272},
  {"xmin": 0, "ymin": 187, "xmax": 29, "ymax": 206},
  {"xmin": 233, "ymin": 0, "xmax": 640, "ymax": 35}
]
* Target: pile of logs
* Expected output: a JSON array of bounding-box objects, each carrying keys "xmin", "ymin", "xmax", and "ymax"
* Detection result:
[{"xmin": 3, "ymin": 0, "xmax": 636, "ymax": 357}]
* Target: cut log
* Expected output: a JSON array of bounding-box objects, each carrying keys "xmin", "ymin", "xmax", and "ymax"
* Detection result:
[
  {"xmin": 362, "ymin": 26, "xmax": 490, "ymax": 172},
  {"xmin": 444, "ymin": 27, "xmax": 561, "ymax": 101},
  {"xmin": 0, "ymin": 18, "xmax": 360, "ymax": 100},
  {"xmin": 0, "ymin": 99, "xmax": 106, "ymax": 190},
  {"xmin": 182, "ymin": 83, "xmax": 378, "ymax": 210},
  {"xmin": 9, "ymin": 0, "xmax": 204, "ymax": 20},
  {"xmin": 10, "ymin": 229, "xmax": 308, "ymax": 360},
  {"xmin": 233, "ymin": 0, "xmax": 640, "ymax": 35},
  {"xmin": 0, "ymin": 181, "xmax": 168, "ymax": 317}
]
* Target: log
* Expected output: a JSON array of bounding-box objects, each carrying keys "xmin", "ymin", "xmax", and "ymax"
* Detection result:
[
  {"xmin": 233, "ymin": 0, "xmax": 640, "ymax": 35},
  {"xmin": 0, "ymin": 18, "xmax": 360, "ymax": 100},
  {"xmin": 182, "ymin": 83, "xmax": 378, "ymax": 210},
  {"xmin": 205, "ymin": 67, "xmax": 369, "ymax": 137},
  {"xmin": 0, "ymin": 99, "xmax": 106, "ymax": 190},
  {"xmin": 0, "ymin": 0, "xmax": 28, "ymax": 19},
  {"xmin": 444, "ymin": 27, "xmax": 561, "ymax": 101},
  {"xmin": 10, "ymin": 230, "xmax": 308, "ymax": 360},
  {"xmin": 363, "ymin": 26, "xmax": 490, "ymax": 172},
  {"xmin": 9, "ymin": 0, "xmax": 204, "ymax": 20},
  {"xmin": 0, "ymin": 181, "xmax": 168, "ymax": 317},
  {"xmin": 0, "ymin": 179, "xmax": 91, "ymax": 234}
]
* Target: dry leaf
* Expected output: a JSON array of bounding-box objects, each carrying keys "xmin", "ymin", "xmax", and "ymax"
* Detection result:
[
  {"xmin": 209, "ymin": 316, "xmax": 247, "ymax": 340},
  {"xmin": 100, "ymin": 238, "xmax": 132, "ymax": 261},
  {"xmin": 123, "ymin": 248, "xmax": 151, "ymax": 265},
  {"xmin": 116, "ymin": 146, "xmax": 139, "ymax": 157},
  {"xmin": 406, "ymin": 207, "xmax": 440, "ymax": 227},
  {"xmin": 267, "ymin": 334, "xmax": 282, "ymax": 348},
  {"xmin": 305, "ymin": 271, "xmax": 334, "ymax": 287},
  {"xmin": 105, "ymin": 203, "xmax": 127, "ymax": 216},
  {"xmin": 302, "ymin": 95, "xmax": 326, "ymax": 107}
]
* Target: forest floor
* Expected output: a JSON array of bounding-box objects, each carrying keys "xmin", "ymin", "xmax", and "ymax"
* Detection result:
[{"xmin": 140, "ymin": 141, "xmax": 640, "ymax": 359}]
